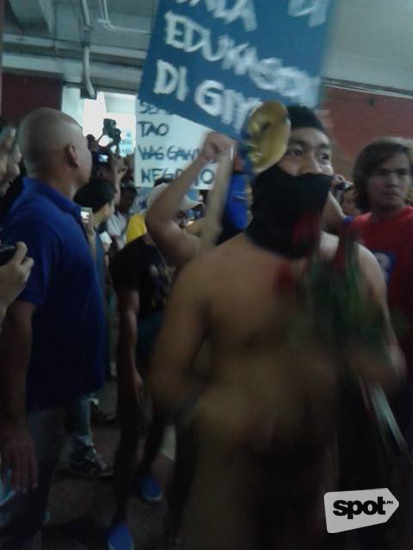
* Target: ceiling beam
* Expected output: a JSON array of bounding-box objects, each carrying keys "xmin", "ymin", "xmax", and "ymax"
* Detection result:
[
  {"xmin": 3, "ymin": 33, "xmax": 147, "ymax": 63},
  {"xmin": 3, "ymin": 51, "xmax": 142, "ymax": 93},
  {"xmin": 8, "ymin": 0, "xmax": 55, "ymax": 34}
]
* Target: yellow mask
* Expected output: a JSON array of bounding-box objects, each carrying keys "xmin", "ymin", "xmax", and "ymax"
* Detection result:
[{"xmin": 244, "ymin": 101, "xmax": 291, "ymax": 174}]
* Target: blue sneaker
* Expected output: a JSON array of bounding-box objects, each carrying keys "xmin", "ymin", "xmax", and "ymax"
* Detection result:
[
  {"xmin": 107, "ymin": 522, "xmax": 134, "ymax": 550},
  {"xmin": 137, "ymin": 472, "xmax": 163, "ymax": 504}
]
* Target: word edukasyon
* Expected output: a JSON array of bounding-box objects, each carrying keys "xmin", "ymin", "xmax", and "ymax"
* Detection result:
[{"xmin": 333, "ymin": 497, "xmax": 388, "ymax": 520}]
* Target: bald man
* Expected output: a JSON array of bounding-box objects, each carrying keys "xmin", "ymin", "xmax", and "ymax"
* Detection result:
[{"xmin": 0, "ymin": 108, "xmax": 106, "ymax": 549}]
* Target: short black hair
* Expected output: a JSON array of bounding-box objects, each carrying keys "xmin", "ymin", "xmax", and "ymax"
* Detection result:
[
  {"xmin": 287, "ymin": 105, "xmax": 327, "ymax": 135},
  {"xmin": 75, "ymin": 178, "xmax": 116, "ymax": 213}
]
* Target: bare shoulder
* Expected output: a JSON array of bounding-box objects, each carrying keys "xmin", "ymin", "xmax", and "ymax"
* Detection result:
[
  {"xmin": 357, "ymin": 242, "xmax": 381, "ymax": 269},
  {"xmin": 319, "ymin": 231, "xmax": 339, "ymax": 257},
  {"xmin": 356, "ymin": 243, "xmax": 386, "ymax": 293},
  {"xmin": 173, "ymin": 235, "xmax": 246, "ymax": 294},
  {"xmin": 320, "ymin": 232, "xmax": 384, "ymax": 291},
  {"xmin": 172, "ymin": 248, "xmax": 217, "ymax": 298},
  {"xmin": 320, "ymin": 232, "xmax": 380, "ymax": 269}
]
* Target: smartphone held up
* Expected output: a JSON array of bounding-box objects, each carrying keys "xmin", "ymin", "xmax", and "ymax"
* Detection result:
[
  {"xmin": 80, "ymin": 207, "xmax": 93, "ymax": 232},
  {"xmin": 91, "ymin": 151, "xmax": 110, "ymax": 167}
]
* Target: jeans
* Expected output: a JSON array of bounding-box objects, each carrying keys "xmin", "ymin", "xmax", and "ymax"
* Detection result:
[
  {"xmin": 68, "ymin": 395, "xmax": 95, "ymax": 463},
  {"xmin": 0, "ymin": 408, "xmax": 67, "ymax": 550}
]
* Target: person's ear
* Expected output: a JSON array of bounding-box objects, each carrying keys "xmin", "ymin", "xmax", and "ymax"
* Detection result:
[{"xmin": 65, "ymin": 143, "xmax": 79, "ymax": 168}]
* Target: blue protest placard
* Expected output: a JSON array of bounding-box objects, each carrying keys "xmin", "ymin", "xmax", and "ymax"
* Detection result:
[{"xmin": 139, "ymin": 0, "xmax": 336, "ymax": 138}]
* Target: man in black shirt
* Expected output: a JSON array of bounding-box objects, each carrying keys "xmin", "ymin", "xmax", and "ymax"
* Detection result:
[
  {"xmin": 110, "ymin": 232, "xmax": 171, "ymax": 366},
  {"xmin": 107, "ymin": 185, "xmax": 195, "ymax": 550}
]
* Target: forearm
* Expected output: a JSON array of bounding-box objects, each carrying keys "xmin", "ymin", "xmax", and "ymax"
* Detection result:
[
  {"xmin": 150, "ymin": 363, "xmax": 197, "ymax": 417},
  {"xmin": 117, "ymin": 332, "xmax": 138, "ymax": 384},
  {"xmin": 115, "ymin": 292, "xmax": 141, "ymax": 384},
  {"xmin": 0, "ymin": 314, "xmax": 32, "ymax": 424},
  {"xmin": 116, "ymin": 312, "xmax": 146, "ymax": 433},
  {"xmin": 146, "ymin": 156, "xmax": 207, "ymax": 231}
]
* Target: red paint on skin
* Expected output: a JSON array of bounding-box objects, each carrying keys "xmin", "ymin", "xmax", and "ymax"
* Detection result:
[{"xmin": 274, "ymin": 264, "xmax": 296, "ymax": 295}]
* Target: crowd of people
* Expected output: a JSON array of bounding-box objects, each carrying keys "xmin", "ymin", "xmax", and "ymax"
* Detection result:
[{"xmin": 0, "ymin": 103, "xmax": 411, "ymax": 550}]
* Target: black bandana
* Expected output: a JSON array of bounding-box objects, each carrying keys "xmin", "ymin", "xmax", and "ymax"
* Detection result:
[{"xmin": 246, "ymin": 164, "xmax": 332, "ymax": 258}]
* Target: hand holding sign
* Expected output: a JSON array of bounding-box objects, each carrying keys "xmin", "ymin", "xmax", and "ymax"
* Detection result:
[{"xmin": 199, "ymin": 132, "xmax": 234, "ymax": 164}]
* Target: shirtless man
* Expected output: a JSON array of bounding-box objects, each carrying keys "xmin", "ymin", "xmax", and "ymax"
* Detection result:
[{"xmin": 149, "ymin": 107, "xmax": 403, "ymax": 550}]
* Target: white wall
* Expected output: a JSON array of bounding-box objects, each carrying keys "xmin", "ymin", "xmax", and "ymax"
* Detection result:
[
  {"xmin": 61, "ymin": 87, "xmax": 136, "ymax": 154},
  {"xmin": 324, "ymin": 0, "xmax": 413, "ymax": 90},
  {"xmin": 61, "ymin": 87, "xmax": 84, "ymax": 126}
]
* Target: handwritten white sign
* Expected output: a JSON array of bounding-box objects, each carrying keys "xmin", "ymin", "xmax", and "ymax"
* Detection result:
[{"xmin": 135, "ymin": 99, "xmax": 217, "ymax": 189}]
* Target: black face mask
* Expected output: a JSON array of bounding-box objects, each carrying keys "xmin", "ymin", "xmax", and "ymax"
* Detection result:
[{"xmin": 246, "ymin": 164, "xmax": 332, "ymax": 258}]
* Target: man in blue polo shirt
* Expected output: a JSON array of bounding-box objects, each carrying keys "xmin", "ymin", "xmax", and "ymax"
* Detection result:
[{"xmin": 0, "ymin": 108, "xmax": 106, "ymax": 549}]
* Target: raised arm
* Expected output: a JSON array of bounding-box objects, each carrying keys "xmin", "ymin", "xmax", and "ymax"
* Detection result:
[
  {"xmin": 0, "ymin": 300, "xmax": 38, "ymax": 492},
  {"xmin": 116, "ymin": 289, "xmax": 144, "ymax": 431},
  {"xmin": 145, "ymin": 132, "xmax": 233, "ymax": 270}
]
